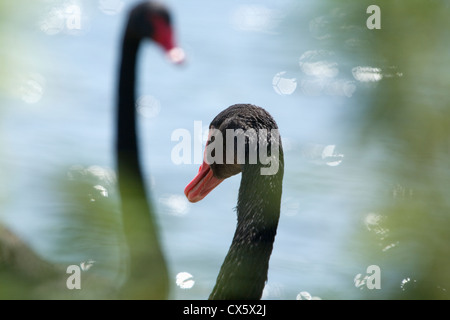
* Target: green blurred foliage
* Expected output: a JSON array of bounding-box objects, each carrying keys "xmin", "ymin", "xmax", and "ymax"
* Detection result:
[
  {"xmin": 316, "ymin": 0, "xmax": 450, "ymax": 299},
  {"xmin": 0, "ymin": 165, "xmax": 124, "ymax": 299},
  {"xmin": 0, "ymin": 1, "xmax": 34, "ymax": 92}
]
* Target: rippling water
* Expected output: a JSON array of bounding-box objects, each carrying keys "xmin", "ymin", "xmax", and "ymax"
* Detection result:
[{"xmin": 1, "ymin": 0, "xmax": 450, "ymax": 300}]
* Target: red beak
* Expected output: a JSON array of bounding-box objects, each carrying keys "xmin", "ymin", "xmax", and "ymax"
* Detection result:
[
  {"xmin": 151, "ymin": 15, "xmax": 185, "ymax": 64},
  {"xmin": 184, "ymin": 160, "xmax": 224, "ymax": 203}
]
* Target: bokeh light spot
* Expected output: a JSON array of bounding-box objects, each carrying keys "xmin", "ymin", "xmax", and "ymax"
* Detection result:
[
  {"xmin": 136, "ymin": 95, "xmax": 161, "ymax": 119},
  {"xmin": 176, "ymin": 272, "xmax": 195, "ymax": 289},
  {"xmin": 272, "ymin": 71, "xmax": 297, "ymax": 96}
]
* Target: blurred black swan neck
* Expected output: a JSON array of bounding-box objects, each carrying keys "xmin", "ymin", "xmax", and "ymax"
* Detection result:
[{"xmin": 115, "ymin": 16, "xmax": 169, "ymax": 299}]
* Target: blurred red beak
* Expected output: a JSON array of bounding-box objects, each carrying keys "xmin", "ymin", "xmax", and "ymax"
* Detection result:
[{"xmin": 151, "ymin": 15, "xmax": 185, "ymax": 64}]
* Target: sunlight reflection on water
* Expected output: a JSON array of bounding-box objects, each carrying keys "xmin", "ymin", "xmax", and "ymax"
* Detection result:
[
  {"xmin": 17, "ymin": 73, "xmax": 46, "ymax": 104},
  {"xmin": 272, "ymin": 71, "xmax": 297, "ymax": 96},
  {"xmin": 300, "ymin": 143, "xmax": 344, "ymax": 167},
  {"xmin": 136, "ymin": 95, "xmax": 161, "ymax": 119},
  {"xmin": 176, "ymin": 272, "xmax": 195, "ymax": 289},
  {"xmin": 159, "ymin": 194, "xmax": 190, "ymax": 217},
  {"xmin": 299, "ymin": 50, "xmax": 338, "ymax": 79},
  {"xmin": 297, "ymin": 50, "xmax": 356, "ymax": 97},
  {"xmin": 352, "ymin": 66, "xmax": 382, "ymax": 82},
  {"xmin": 231, "ymin": 4, "xmax": 282, "ymax": 34},
  {"xmin": 296, "ymin": 291, "xmax": 321, "ymax": 300}
]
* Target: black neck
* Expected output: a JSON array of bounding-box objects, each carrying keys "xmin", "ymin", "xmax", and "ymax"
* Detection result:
[
  {"xmin": 209, "ymin": 155, "xmax": 284, "ymax": 300},
  {"xmin": 116, "ymin": 33, "xmax": 169, "ymax": 299},
  {"xmin": 117, "ymin": 36, "xmax": 139, "ymax": 155}
]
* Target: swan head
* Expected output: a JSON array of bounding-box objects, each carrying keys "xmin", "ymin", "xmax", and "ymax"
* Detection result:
[
  {"xmin": 185, "ymin": 104, "xmax": 282, "ymax": 203},
  {"xmin": 126, "ymin": 1, "xmax": 185, "ymax": 64}
]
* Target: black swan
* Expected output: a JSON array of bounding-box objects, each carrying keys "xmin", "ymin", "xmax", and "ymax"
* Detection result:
[
  {"xmin": 116, "ymin": 1, "xmax": 184, "ymax": 299},
  {"xmin": 184, "ymin": 104, "xmax": 284, "ymax": 300},
  {"xmin": 0, "ymin": 1, "xmax": 184, "ymax": 300}
]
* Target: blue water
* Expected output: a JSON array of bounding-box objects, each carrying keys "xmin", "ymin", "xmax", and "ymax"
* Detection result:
[{"xmin": 1, "ymin": 0, "xmax": 397, "ymax": 299}]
